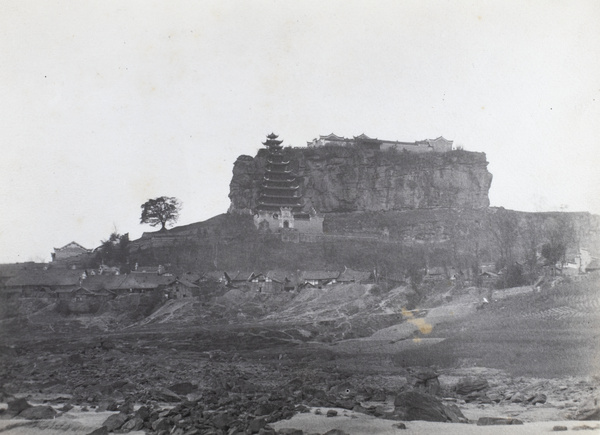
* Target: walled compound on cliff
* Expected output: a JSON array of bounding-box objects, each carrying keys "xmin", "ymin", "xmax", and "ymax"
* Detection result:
[{"xmin": 307, "ymin": 133, "xmax": 453, "ymax": 153}]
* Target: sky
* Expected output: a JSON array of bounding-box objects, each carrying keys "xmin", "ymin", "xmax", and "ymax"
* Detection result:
[{"xmin": 1, "ymin": 0, "xmax": 599, "ymax": 263}]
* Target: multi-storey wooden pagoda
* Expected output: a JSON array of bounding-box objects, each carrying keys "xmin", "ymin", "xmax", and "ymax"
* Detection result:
[{"xmin": 257, "ymin": 133, "xmax": 303, "ymax": 213}]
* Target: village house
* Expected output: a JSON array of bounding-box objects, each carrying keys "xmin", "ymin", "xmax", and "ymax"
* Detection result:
[
  {"xmin": 77, "ymin": 274, "xmax": 176, "ymax": 295},
  {"xmin": 223, "ymin": 271, "xmax": 258, "ymax": 289},
  {"xmin": 51, "ymin": 241, "xmax": 92, "ymax": 262},
  {"xmin": 63, "ymin": 287, "xmax": 116, "ymax": 314},
  {"xmin": 169, "ymin": 278, "xmax": 200, "ymax": 299},
  {"xmin": 586, "ymin": 258, "xmax": 600, "ymax": 273},
  {"xmin": 131, "ymin": 264, "xmax": 167, "ymax": 275},
  {"xmin": 4, "ymin": 269, "xmax": 85, "ymax": 297},
  {"xmin": 424, "ymin": 266, "xmax": 447, "ymax": 282},
  {"xmin": 204, "ymin": 271, "xmax": 227, "ymax": 283},
  {"xmin": 265, "ymin": 270, "xmax": 299, "ymax": 292},
  {"xmin": 479, "ymin": 271, "xmax": 500, "ymax": 287},
  {"xmin": 337, "ymin": 267, "xmax": 373, "ymax": 284},
  {"xmin": 300, "ymin": 271, "xmax": 339, "ymax": 288}
]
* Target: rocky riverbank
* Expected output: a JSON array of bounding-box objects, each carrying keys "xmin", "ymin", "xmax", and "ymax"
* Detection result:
[
  {"xmin": 2, "ymin": 341, "xmax": 600, "ymax": 435},
  {"xmin": 2, "ymin": 276, "xmax": 600, "ymax": 434}
]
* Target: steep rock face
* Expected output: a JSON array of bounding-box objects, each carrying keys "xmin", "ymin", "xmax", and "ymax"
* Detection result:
[{"xmin": 229, "ymin": 146, "xmax": 492, "ymax": 213}]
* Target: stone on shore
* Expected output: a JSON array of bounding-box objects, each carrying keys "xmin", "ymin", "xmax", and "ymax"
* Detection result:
[
  {"xmin": 476, "ymin": 417, "xmax": 524, "ymax": 425},
  {"xmin": 394, "ymin": 391, "xmax": 466, "ymax": 422},
  {"xmin": 18, "ymin": 405, "xmax": 58, "ymax": 420}
]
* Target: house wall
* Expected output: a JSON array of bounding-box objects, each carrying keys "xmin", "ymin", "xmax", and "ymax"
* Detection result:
[
  {"xmin": 293, "ymin": 216, "xmax": 324, "ymax": 233},
  {"xmin": 428, "ymin": 137, "xmax": 453, "ymax": 152},
  {"xmin": 380, "ymin": 142, "xmax": 432, "ymax": 153},
  {"xmin": 250, "ymin": 280, "xmax": 283, "ymax": 293},
  {"xmin": 66, "ymin": 297, "xmax": 102, "ymax": 314},
  {"xmin": 170, "ymin": 284, "xmax": 195, "ymax": 299},
  {"xmin": 254, "ymin": 212, "xmax": 323, "ymax": 234},
  {"xmin": 53, "ymin": 246, "xmax": 88, "ymax": 261}
]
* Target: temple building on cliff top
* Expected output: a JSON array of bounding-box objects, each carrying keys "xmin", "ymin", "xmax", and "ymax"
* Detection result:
[
  {"xmin": 254, "ymin": 133, "xmax": 323, "ymax": 234},
  {"xmin": 307, "ymin": 133, "xmax": 453, "ymax": 153}
]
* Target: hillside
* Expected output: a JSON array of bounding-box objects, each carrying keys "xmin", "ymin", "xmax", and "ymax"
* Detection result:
[{"xmin": 127, "ymin": 208, "xmax": 600, "ymax": 277}]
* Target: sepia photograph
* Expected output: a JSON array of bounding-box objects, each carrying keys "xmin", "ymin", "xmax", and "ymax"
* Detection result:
[{"xmin": 1, "ymin": 1, "xmax": 599, "ymax": 433}]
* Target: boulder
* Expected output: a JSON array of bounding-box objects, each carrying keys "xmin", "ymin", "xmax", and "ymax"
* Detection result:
[
  {"xmin": 100, "ymin": 340, "xmax": 115, "ymax": 351},
  {"xmin": 211, "ymin": 411, "xmax": 234, "ymax": 430},
  {"xmin": 152, "ymin": 387, "xmax": 182, "ymax": 403},
  {"xmin": 575, "ymin": 397, "xmax": 600, "ymax": 420},
  {"xmin": 67, "ymin": 353, "xmax": 84, "ymax": 365},
  {"xmin": 18, "ymin": 405, "xmax": 58, "ymax": 420},
  {"xmin": 394, "ymin": 391, "xmax": 466, "ymax": 422},
  {"xmin": 121, "ymin": 416, "xmax": 144, "ymax": 432},
  {"xmin": 248, "ymin": 417, "xmax": 268, "ymax": 433},
  {"xmin": 167, "ymin": 382, "xmax": 197, "ymax": 395},
  {"xmin": 135, "ymin": 405, "xmax": 151, "ymax": 420},
  {"xmin": 477, "ymin": 417, "xmax": 524, "ymax": 426},
  {"xmin": 276, "ymin": 429, "xmax": 304, "ymax": 435},
  {"xmin": 8, "ymin": 398, "xmax": 32, "ymax": 414},
  {"xmin": 256, "ymin": 402, "xmax": 280, "ymax": 416},
  {"xmin": 410, "ymin": 367, "xmax": 441, "ymax": 396},
  {"xmin": 101, "ymin": 412, "xmax": 128, "ymax": 431},
  {"xmin": 510, "ymin": 392, "xmax": 526, "ymax": 403},
  {"xmin": 455, "ymin": 377, "xmax": 489, "ymax": 395},
  {"xmin": 151, "ymin": 417, "xmax": 172, "ymax": 432},
  {"xmin": 530, "ymin": 393, "xmax": 547, "ymax": 405},
  {"xmin": 86, "ymin": 427, "xmax": 109, "ymax": 435}
]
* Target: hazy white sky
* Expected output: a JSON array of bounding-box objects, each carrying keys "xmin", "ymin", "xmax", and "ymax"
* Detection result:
[{"xmin": 1, "ymin": 0, "xmax": 599, "ymax": 263}]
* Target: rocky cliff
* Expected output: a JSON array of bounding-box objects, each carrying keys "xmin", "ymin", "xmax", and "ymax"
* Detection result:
[{"xmin": 229, "ymin": 146, "xmax": 493, "ymax": 213}]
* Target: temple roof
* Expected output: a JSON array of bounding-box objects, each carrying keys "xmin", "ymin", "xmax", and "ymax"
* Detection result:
[
  {"xmin": 320, "ymin": 133, "xmax": 346, "ymax": 141},
  {"xmin": 425, "ymin": 136, "xmax": 453, "ymax": 147},
  {"xmin": 54, "ymin": 241, "xmax": 90, "ymax": 252},
  {"xmin": 263, "ymin": 132, "xmax": 283, "ymax": 147}
]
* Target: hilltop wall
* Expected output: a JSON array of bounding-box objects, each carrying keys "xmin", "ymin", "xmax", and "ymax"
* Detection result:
[{"xmin": 229, "ymin": 146, "xmax": 493, "ymax": 214}]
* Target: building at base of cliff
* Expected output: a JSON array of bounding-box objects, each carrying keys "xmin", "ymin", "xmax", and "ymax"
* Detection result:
[{"xmin": 254, "ymin": 207, "xmax": 324, "ymax": 233}]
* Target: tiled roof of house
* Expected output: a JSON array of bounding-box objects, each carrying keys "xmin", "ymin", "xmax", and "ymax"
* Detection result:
[
  {"xmin": 266, "ymin": 270, "xmax": 295, "ymax": 283},
  {"xmin": 320, "ymin": 133, "xmax": 346, "ymax": 141},
  {"xmin": 586, "ymin": 259, "xmax": 600, "ymax": 271},
  {"xmin": 176, "ymin": 278, "xmax": 199, "ymax": 288},
  {"xmin": 224, "ymin": 271, "xmax": 257, "ymax": 282},
  {"xmin": 0, "ymin": 263, "xmax": 48, "ymax": 278},
  {"xmin": 180, "ymin": 272, "xmax": 202, "ymax": 283},
  {"xmin": 80, "ymin": 274, "xmax": 175, "ymax": 291},
  {"xmin": 5, "ymin": 269, "xmax": 84, "ymax": 287},
  {"xmin": 72, "ymin": 286, "xmax": 116, "ymax": 297},
  {"xmin": 337, "ymin": 268, "xmax": 372, "ymax": 282},
  {"xmin": 300, "ymin": 271, "xmax": 340, "ymax": 280},
  {"xmin": 203, "ymin": 271, "xmax": 225, "ymax": 281},
  {"xmin": 54, "ymin": 241, "xmax": 90, "ymax": 251}
]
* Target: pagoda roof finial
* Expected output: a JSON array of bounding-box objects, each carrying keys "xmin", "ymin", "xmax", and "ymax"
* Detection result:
[{"xmin": 262, "ymin": 132, "xmax": 283, "ymax": 148}]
